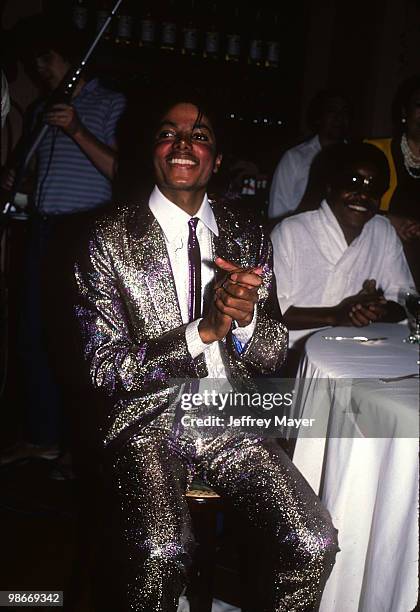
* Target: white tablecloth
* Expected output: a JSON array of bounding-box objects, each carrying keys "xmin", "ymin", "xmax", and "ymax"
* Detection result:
[{"xmin": 292, "ymin": 323, "xmax": 419, "ymax": 612}]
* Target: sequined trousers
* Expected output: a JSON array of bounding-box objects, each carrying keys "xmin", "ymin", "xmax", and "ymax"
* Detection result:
[{"xmin": 109, "ymin": 419, "xmax": 338, "ymax": 612}]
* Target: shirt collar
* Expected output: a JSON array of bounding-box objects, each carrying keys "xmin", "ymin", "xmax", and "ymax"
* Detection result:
[
  {"xmin": 148, "ymin": 186, "xmax": 219, "ymax": 243},
  {"xmin": 76, "ymin": 78, "xmax": 99, "ymax": 101},
  {"xmin": 37, "ymin": 77, "xmax": 99, "ymax": 114},
  {"xmin": 320, "ymin": 199, "xmax": 371, "ymax": 249},
  {"xmin": 320, "ymin": 199, "xmax": 337, "ymax": 223}
]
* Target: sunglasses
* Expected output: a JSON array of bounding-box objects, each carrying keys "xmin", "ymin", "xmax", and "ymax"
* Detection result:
[{"xmin": 336, "ymin": 172, "xmax": 385, "ymax": 198}]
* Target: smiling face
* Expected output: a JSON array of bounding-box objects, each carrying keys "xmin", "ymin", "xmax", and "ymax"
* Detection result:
[
  {"xmin": 327, "ymin": 162, "xmax": 386, "ymax": 243},
  {"xmin": 153, "ymin": 102, "xmax": 222, "ymax": 213}
]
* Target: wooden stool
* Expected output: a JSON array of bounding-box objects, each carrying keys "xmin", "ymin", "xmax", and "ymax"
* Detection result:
[
  {"xmin": 66, "ymin": 474, "xmax": 225, "ymax": 612},
  {"xmin": 186, "ymin": 481, "xmax": 223, "ymax": 612}
]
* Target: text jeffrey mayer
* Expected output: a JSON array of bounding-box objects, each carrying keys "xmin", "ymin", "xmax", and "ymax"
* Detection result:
[{"xmin": 227, "ymin": 416, "xmax": 315, "ymax": 428}]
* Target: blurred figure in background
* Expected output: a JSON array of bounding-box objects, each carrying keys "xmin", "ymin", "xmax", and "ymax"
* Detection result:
[
  {"xmin": 366, "ymin": 75, "xmax": 420, "ymax": 286},
  {"xmin": 268, "ymin": 89, "xmax": 350, "ymax": 223},
  {"xmin": 0, "ymin": 17, "xmax": 126, "ymax": 470}
]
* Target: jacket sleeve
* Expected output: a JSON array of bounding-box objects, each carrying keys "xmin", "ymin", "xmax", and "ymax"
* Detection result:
[
  {"xmin": 227, "ymin": 227, "xmax": 288, "ymax": 374},
  {"xmin": 74, "ymin": 222, "xmax": 206, "ymax": 398}
]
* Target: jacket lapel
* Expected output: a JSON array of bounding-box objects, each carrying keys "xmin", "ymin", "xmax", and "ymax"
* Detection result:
[
  {"xmin": 126, "ymin": 200, "xmax": 248, "ymax": 332},
  {"xmin": 128, "ymin": 205, "xmax": 183, "ymax": 332}
]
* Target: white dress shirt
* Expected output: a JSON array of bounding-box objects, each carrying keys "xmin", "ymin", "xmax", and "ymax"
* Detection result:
[
  {"xmin": 149, "ymin": 186, "xmax": 256, "ymax": 378},
  {"xmin": 268, "ymin": 135, "xmax": 321, "ymax": 219},
  {"xmin": 271, "ymin": 200, "xmax": 414, "ymax": 347}
]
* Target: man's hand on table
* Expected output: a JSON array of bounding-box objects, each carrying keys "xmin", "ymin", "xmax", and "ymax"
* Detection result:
[{"xmin": 333, "ymin": 279, "xmax": 391, "ymax": 327}]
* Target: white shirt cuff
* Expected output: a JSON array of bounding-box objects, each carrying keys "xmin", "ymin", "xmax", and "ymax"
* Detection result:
[
  {"xmin": 186, "ymin": 309, "xmax": 257, "ymax": 359},
  {"xmin": 232, "ymin": 308, "xmax": 257, "ymax": 346},
  {"xmin": 186, "ymin": 319, "xmax": 211, "ymax": 359}
]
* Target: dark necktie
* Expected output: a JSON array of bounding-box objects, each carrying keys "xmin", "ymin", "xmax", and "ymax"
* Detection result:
[{"xmin": 188, "ymin": 217, "xmax": 201, "ymax": 321}]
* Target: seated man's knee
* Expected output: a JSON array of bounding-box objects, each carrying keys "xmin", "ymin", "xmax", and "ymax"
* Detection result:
[
  {"xmin": 293, "ymin": 518, "xmax": 339, "ymax": 571},
  {"xmin": 273, "ymin": 512, "xmax": 338, "ymax": 571}
]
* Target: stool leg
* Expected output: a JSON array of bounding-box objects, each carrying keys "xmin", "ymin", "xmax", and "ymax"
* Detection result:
[{"xmin": 187, "ymin": 505, "xmax": 218, "ymax": 612}]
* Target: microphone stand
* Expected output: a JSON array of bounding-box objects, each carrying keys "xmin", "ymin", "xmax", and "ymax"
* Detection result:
[{"xmin": 2, "ymin": 0, "xmax": 123, "ymax": 216}]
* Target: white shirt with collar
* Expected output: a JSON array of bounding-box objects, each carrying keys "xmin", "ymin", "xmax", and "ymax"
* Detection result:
[
  {"xmin": 271, "ymin": 200, "xmax": 414, "ymax": 347},
  {"xmin": 149, "ymin": 186, "xmax": 256, "ymax": 378},
  {"xmin": 268, "ymin": 135, "xmax": 321, "ymax": 220}
]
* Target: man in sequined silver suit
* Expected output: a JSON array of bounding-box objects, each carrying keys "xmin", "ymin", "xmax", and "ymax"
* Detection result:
[{"xmin": 75, "ymin": 96, "xmax": 338, "ymax": 612}]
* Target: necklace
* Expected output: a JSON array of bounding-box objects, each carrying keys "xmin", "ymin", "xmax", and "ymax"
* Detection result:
[{"xmin": 401, "ymin": 134, "xmax": 420, "ymax": 178}]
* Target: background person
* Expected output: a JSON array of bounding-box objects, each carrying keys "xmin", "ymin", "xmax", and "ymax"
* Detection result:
[
  {"xmin": 271, "ymin": 142, "xmax": 413, "ymax": 354},
  {"xmin": 268, "ymin": 89, "xmax": 350, "ymax": 223},
  {"xmin": 366, "ymin": 75, "xmax": 420, "ymax": 286},
  {"xmin": 0, "ymin": 19, "xmax": 126, "ymax": 469}
]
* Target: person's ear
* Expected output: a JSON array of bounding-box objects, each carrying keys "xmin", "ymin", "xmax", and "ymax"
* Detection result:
[{"xmin": 213, "ymin": 154, "xmax": 223, "ymax": 174}]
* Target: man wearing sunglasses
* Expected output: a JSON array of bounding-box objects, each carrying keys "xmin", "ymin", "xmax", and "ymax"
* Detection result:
[{"xmin": 271, "ymin": 142, "xmax": 413, "ymax": 350}]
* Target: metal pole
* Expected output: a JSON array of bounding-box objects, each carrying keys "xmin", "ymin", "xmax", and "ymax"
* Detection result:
[{"xmin": 2, "ymin": 0, "xmax": 124, "ymax": 216}]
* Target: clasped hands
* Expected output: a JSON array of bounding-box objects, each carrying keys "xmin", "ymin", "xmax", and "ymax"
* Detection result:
[
  {"xmin": 198, "ymin": 257, "xmax": 263, "ymax": 344},
  {"xmin": 335, "ymin": 279, "xmax": 388, "ymax": 327}
]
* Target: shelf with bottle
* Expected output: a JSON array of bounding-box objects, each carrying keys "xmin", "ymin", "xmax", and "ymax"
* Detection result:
[
  {"xmin": 160, "ymin": 0, "xmax": 178, "ymax": 52},
  {"xmin": 69, "ymin": 0, "xmax": 285, "ymax": 70}
]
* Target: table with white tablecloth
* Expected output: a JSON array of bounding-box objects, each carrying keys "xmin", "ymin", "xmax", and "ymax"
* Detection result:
[{"xmin": 292, "ymin": 322, "xmax": 419, "ymax": 612}]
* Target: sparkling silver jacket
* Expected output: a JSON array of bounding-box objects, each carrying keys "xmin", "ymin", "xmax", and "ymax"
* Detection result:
[{"xmin": 74, "ymin": 200, "xmax": 288, "ymax": 448}]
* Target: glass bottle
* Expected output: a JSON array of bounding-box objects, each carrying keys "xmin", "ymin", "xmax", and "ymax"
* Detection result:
[
  {"xmin": 182, "ymin": 0, "xmax": 199, "ymax": 56},
  {"xmin": 160, "ymin": 0, "xmax": 178, "ymax": 52},
  {"xmin": 95, "ymin": 0, "xmax": 113, "ymax": 40},
  {"xmin": 248, "ymin": 10, "xmax": 264, "ymax": 66},
  {"xmin": 203, "ymin": 2, "xmax": 220, "ymax": 60},
  {"xmin": 137, "ymin": 2, "xmax": 157, "ymax": 48},
  {"xmin": 225, "ymin": 6, "xmax": 241, "ymax": 62},
  {"xmin": 115, "ymin": 0, "xmax": 134, "ymax": 45},
  {"xmin": 265, "ymin": 14, "xmax": 280, "ymax": 68}
]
